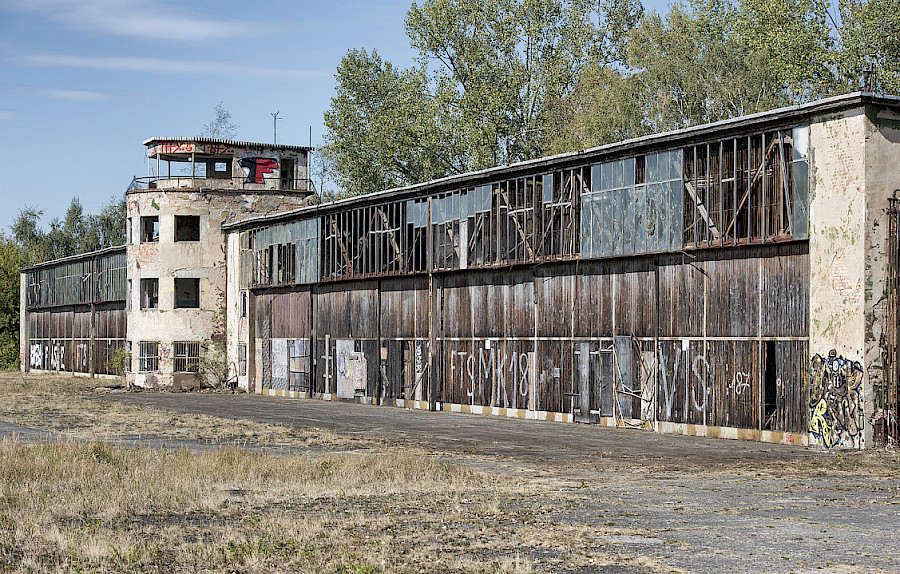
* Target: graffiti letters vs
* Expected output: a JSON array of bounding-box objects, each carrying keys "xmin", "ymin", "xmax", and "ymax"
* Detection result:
[
  {"xmin": 808, "ymin": 350, "xmax": 864, "ymax": 448},
  {"xmin": 239, "ymin": 157, "xmax": 279, "ymax": 184}
]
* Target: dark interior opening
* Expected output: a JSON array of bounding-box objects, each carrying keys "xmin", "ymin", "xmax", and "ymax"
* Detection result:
[
  {"xmin": 140, "ymin": 216, "xmax": 159, "ymax": 243},
  {"xmin": 174, "ymin": 278, "xmax": 200, "ymax": 308},
  {"xmin": 764, "ymin": 341, "xmax": 777, "ymax": 429},
  {"xmin": 174, "ymin": 215, "xmax": 200, "ymax": 242}
]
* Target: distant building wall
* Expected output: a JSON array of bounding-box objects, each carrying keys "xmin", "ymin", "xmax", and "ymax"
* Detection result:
[{"xmin": 20, "ymin": 247, "xmax": 127, "ymax": 377}]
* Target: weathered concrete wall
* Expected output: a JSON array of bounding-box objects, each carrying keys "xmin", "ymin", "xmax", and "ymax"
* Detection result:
[
  {"xmin": 126, "ymin": 189, "xmax": 307, "ymax": 388},
  {"xmin": 808, "ymin": 109, "xmax": 868, "ymax": 448},
  {"xmin": 225, "ymin": 231, "xmax": 250, "ymax": 391},
  {"xmin": 19, "ymin": 272, "xmax": 27, "ymax": 372},
  {"xmin": 864, "ymin": 105, "xmax": 900, "ymax": 447}
]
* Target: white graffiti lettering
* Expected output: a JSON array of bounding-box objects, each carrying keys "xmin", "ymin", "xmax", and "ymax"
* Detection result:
[
  {"xmin": 30, "ymin": 344, "xmax": 42, "ymax": 369},
  {"xmin": 453, "ymin": 347, "xmax": 530, "ymax": 408},
  {"xmin": 50, "ymin": 344, "xmax": 65, "ymax": 371},
  {"xmin": 727, "ymin": 371, "xmax": 751, "ymax": 396},
  {"xmin": 692, "ymin": 355, "xmax": 712, "ymax": 412}
]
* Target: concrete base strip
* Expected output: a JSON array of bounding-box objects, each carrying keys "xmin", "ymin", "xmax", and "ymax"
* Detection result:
[
  {"xmin": 655, "ymin": 421, "xmax": 809, "ymax": 446},
  {"xmin": 440, "ymin": 402, "xmax": 574, "ymax": 423}
]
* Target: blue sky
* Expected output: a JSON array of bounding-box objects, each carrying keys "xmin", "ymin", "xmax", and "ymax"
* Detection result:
[{"xmin": 0, "ymin": 0, "xmax": 670, "ymax": 235}]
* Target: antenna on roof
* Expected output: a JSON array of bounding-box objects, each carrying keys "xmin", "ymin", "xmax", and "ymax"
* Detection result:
[{"xmin": 271, "ymin": 111, "xmax": 282, "ymax": 144}]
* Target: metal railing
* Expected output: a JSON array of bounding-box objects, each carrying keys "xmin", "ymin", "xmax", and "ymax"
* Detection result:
[{"xmin": 129, "ymin": 176, "xmax": 316, "ymax": 193}]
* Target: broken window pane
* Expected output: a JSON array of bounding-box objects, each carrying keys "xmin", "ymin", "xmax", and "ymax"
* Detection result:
[
  {"xmin": 792, "ymin": 126, "xmax": 809, "ymax": 239},
  {"xmin": 542, "ymin": 174, "xmax": 554, "ymax": 203}
]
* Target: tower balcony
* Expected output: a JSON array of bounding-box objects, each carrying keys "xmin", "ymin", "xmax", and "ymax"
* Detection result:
[{"xmin": 135, "ymin": 137, "xmax": 314, "ymax": 194}]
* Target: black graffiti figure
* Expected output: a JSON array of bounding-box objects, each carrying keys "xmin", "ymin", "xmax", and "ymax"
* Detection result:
[{"xmin": 240, "ymin": 157, "xmax": 279, "ymax": 184}]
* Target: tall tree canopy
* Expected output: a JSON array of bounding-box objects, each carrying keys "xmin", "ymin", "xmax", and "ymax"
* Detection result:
[
  {"xmin": 323, "ymin": 0, "xmax": 898, "ymax": 197},
  {"xmin": 12, "ymin": 196, "xmax": 125, "ymax": 266},
  {"xmin": 0, "ymin": 233, "xmax": 23, "ymax": 370},
  {"xmin": 3, "ymin": 195, "xmax": 126, "ymax": 370}
]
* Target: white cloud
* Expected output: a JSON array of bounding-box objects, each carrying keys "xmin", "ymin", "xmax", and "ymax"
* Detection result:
[
  {"xmin": 20, "ymin": 86, "xmax": 111, "ymax": 102},
  {"xmin": 21, "ymin": 53, "xmax": 328, "ymax": 80},
  {"xmin": 0, "ymin": 110, "xmax": 17, "ymax": 127},
  {"xmin": 3, "ymin": 0, "xmax": 256, "ymax": 42}
]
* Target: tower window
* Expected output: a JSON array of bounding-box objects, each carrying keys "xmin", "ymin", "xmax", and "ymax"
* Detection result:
[
  {"xmin": 141, "ymin": 216, "xmax": 159, "ymax": 243},
  {"xmin": 140, "ymin": 278, "xmax": 159, "ymax": 309},
  {"xmin": 175, "ymin": 278, "xmax": 200, "ymax": 308},
  {"xmin": 175, "ymin": 215, "xmax": 200, "ymax": 242}
]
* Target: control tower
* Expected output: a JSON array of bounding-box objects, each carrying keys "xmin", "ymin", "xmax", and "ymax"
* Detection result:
[{"xmin": 126, "ymin": 138, "xmax": 312, "ymax": 388}]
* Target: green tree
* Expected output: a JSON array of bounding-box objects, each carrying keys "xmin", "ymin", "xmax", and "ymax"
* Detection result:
[
  {"xmin": 544, "ymin": 64, "xmax": 644, "ymax": 153},
  {"xmin": 11, "ymin": 196, "xmax": 125, "ymax": 266},
  {"xmin": 405, "ymin": 0, "xmax": 605, "ymax": 167},
  {"xmin": 323, "ymin": 49, "xmax": 466, "ymax": 196},
  {"xmin": 836, "ymin": 0, "xmax": 900, "ymax": 93},
  {"xmin": 0, "ymin": 233, "xmax": 24, "ymax": 370},
  {"xmin": 324, "ymin": 0, "xmax": 637, "ymax": 195},
  {"xmin": 626, "ymin": 0, "xmax": 835, "ymax": 132}
]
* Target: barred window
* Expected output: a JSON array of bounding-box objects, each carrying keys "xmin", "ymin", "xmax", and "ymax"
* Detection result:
[
  {"xmin": 238, "ymin": 343, "xmax": 247, "ymax": 376},
  {"xmin": 139, "ymin": 341, "xmax": 158, "ymax": 372},
  {"xmin": 174, "ymin": 341, "xmax": 200, "ymax": 372}
]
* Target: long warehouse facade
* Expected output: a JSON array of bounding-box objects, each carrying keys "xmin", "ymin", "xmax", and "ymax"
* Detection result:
[{"xmin": 21, "ymin": 93, "xmax": 900, "ymax": 449}]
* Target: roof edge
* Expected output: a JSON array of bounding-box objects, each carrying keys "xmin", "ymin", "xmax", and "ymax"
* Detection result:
[
  {"xmin": 143, "ymin": 136, "xmax": 313, "ymax": 153},
  {"xmin": 20, "ymin": 245, "xmax": 127, "ymax": 272},
  {"xmin": 224, "ymin": 92, "xmax": 900, "ymax": 231}
]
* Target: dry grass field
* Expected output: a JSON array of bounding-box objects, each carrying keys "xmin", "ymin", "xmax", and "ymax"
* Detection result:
[{"xmin": 0, "ymin": 371, "xmax": 897, "ymax": 573}]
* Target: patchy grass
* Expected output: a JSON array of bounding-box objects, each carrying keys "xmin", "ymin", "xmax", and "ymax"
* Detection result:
[
  {"xmin": 0, "ymin": 372, "xmax": 370, "ymax": 450},
  {"xmin": 1, "ymin": 371, "xmax": 898, "ymax": 572},
  {"xmin": 0, "ymin": 440, "xmax": 681, "ymax": 573}
]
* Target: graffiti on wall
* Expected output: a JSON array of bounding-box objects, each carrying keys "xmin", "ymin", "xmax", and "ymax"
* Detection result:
[
  {"xmin": 657, "ymin": 342, "xmax": 715, "ymax": 419},
  {"xmin": 50, "ymin": 344, "xmax": 65, "ymax": 371},
  {"xmin": 448, "ymin": 346, "xmax": 530, "ymax": 409},
  {"xmin": 30, "ymin": 344, "xmax": 42, "ymax": 370},
  {"xmin": 239, "ymin": 157, "xmax": 279, "ymax": 184},
  {"xmin": 151, "ymin": 142, "xmax": 235, "ymax": 156},
  {"xmin": 75, "ymin": 343, "xmax": 89, "ymax": 372},
  {"xmin": 809, "ymin": 350, "xmax": 864, "ymax": 448}
]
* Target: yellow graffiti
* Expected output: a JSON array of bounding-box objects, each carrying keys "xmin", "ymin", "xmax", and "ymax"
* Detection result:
[{"xmin": 808, "ymin": 398, "xmax": 834, "ymax": 448}]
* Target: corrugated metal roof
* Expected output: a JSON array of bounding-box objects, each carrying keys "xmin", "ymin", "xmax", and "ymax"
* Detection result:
[{"xmin": 143, "ymin": 136, "xmax": 313, "ymax": 153}]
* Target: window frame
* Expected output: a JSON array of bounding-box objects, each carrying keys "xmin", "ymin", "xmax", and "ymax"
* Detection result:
[
  {"xmin": 140, "ymin": 278, "xmax": 159, "ymax": 309},
  {"xmin": 140, "ymin": 216, "xmax": 159, "ymax": 243},
  {"xmin": 174, "ymin": 215, "xmax": 200, "ymax": 242},
  {"xmin": 174, "ymin": 278, "xmax": 200, "ymax": 309},
  {"xmin": 173, "ymin": 341, "xmax": 200, "ymax": 373},
  {"xmin": 138, "ymin": 341, "xmax": 159, "ymax": 372}
]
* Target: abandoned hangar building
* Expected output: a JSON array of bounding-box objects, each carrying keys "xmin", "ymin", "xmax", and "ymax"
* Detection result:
[{"xmin": 18, "ymin": 92, "xmax": 900, "ymax": 450}]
